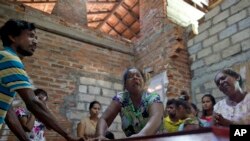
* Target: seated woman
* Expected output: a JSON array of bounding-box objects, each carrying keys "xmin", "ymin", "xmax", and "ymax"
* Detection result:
[
  {"xmin": 95, "ymin": 67, "xmax": 164, "ymax": 139},
  {"xmin": 15, "ymin": 89, "xmax": 49, "ymax": 141},
  {"xmin": 77, "ymin": 101, "xmax": 101, "ymax": 139},
  {"xmin": 200, "ymin": 94, "xmax": 216, "ymax": 125},
  {"xmin": 214, "ymin": 68, "xmax": 250, "ymax": 126}
]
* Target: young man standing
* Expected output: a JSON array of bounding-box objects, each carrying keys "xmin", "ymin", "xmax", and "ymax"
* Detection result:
[{"xmin": 0, "ymin": 19, "xmax": 82, "ymax": 141}]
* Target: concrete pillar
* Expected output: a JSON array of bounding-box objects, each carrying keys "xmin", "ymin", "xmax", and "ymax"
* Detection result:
[{"xmin": 52, "ymin": 0, "xmax": 87, "ymax": 25}]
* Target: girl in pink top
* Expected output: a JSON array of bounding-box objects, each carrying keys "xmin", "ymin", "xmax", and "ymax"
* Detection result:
[{"xmin": 201, "ymin": 94, "xmax": 216, "ymax": 123}]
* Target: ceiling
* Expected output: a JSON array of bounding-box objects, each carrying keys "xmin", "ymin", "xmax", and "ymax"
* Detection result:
[
  {"xmin": 9, "ymin": 0, "xmax": 139, "ymax": 40},
  {"xmin": 8, "ymin": 0, "xmax": 222, "ymax": 40}
]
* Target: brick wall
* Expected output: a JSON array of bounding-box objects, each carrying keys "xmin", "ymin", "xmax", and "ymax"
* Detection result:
[
  {"xmin": 133, "ymin": 0, "xmax": 191, "ymax": 98},
  {"xmin": 188, "ymin": 0, "xmax": 250, "ymax": 109},
  {"xmin": 0, "ymin": 0, "xmax": 193, "ymax": 140},
  {"xmin": 0, "ymin": 1, "xmax": 132, "ymax": 140}
]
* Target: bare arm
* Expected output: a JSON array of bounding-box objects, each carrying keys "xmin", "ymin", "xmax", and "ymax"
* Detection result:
[
  {"xmin": 133, "ymin": 102, "xmax": 164, "ymax": 136},
  {"xmin": 18, "ymin": 113, "xmax": 36, "ymax": 132},
  {"xmin": 5, "ymin": 107, "xmax": 30, "ymax": 141},
  {"xmin": 96, "ymin": 101, "xmax": 120, "ymax": 137},
  {"xmin": 77, "ymin": 121, "xmax": 85, "ymax": 137},
  {"xmin": 17, "ymin": 88, "xmax": 81, "ymax": 141}
]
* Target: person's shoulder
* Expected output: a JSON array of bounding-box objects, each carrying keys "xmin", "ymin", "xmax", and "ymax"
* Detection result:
[
  {"xmin": 15, "ymin": 107, "xmax": 28, "ymax": 116},
  {"xmin": 80, "ymin": 117, "xmax": 89, "ymax": 124},
  {"xmin": 215, "ymin": 98, "xmax": 226, "ymax": 106},
  {"xmin": 0, "ymin": 49, "xmax": 23, "ymax": 69},
  {"xmin": 163, "ymin": 116, "xmax": 171, "ymax": 122},
  {"xmin": 244, "ymin": 92, "xmax": 250, "ymax": 99},
  {"xmin": 242, "ymin": 92, "xmax": 250, "ymax": 104},
  {"xmin": 145, "ymin": 91, "xmax": 162, "ymax": 102},
  {"xmin": 0, "ymin": 49, "xmax": 19, "ymax": 60},
  {"xmin": 113, "ymin": 91, "xmax": 128, "ymax": 101}
]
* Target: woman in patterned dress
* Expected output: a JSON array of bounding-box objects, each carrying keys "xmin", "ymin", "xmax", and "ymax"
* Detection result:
[
  {"xmin": 15, "ymin": 89, "xmax": 48, "ymax": 141},
  {"xmin": 95, "ymin": 67, "xmax": 164, "ymax": 139},
  {"xmin": 214, "ymin": 68, "xmax": 250, "ymax": 126}
]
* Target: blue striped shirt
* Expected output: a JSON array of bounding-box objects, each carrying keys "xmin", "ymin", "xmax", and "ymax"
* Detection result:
[{"xmin": 0, "ymin": 47, "xmax": 32, "ymax": 129}]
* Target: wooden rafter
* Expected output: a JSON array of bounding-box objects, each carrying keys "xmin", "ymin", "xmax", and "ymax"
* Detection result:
[
  {"xmin": 112, "ymin": 12, "xmax": 137, "ymax": 37},
  {"xmin": 87, "ymin": 11, "xmax": 111, "ymax": 15},
  {"xmin": 183, "ymin": 0, "xmax": 208, "ymax": 13},
  {"xmin": 120, "ymin": 19, "xmax": 138, "ymax": 35},
  {"xmin": 88, "ymin": 0, "xmax": 120, "ymax": 4},
  {"xmin": 121, "ymin": 1, "xmax": 139, "ymax": 20},
  {"xmin": 96, "ymin": 0, "xmax": 123, "ymax": 29},
  {"xmin": 106, "ymin": 22, "xmax": 122, "ymax": 36},
  {"xmin": 12, "ymin": 0, "xmax": 57, "ymax": 3},
  {"xmin": 88, "ymin": 19, "xmax": 104, "ymax": 23}
]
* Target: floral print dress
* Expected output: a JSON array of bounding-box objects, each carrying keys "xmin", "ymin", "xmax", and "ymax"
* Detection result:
[
  {"xmin": 113, "ymin": 91, "xmax": 162, "ymax": 137},
  {"xmin": 214, "ymin": 93, "xmax": 250, "ymax": 124},
  {"xmin": 15, "ymin": 107, "xmax": 46, "ymax": 141}
]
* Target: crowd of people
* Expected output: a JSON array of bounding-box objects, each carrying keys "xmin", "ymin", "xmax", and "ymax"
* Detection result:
[{"xmin": 0, "ymin": 18, "xmax": 249, "ymax": 140}]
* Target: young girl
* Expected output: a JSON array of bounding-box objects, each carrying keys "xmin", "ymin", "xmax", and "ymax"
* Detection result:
[{"xmin": 201, "ymin": 94, "xmax": 216, "ymax": 123}]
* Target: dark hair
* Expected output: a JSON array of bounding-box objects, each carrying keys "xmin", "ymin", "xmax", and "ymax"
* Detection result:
[
  {"xmin": 166, "ymin": 99, "xmax": 177, "ymax": 106},
  {"xmin": 34, "ymin": 88, "xmax": 48, "ymax": 100},
  {"xmin": 175, "ymin": 99, "xmax": 191, "ymax": 113},
  {"xmin": 179, "ymin": 90, "xmax": 190, "ymax": 101},
  {"xmin": 105, "ymin": 131, "xmax": 115, "ymax": 139},
  {"xmin": 190, "ymin": 103, "xmax": 199, "ymax": 117},
  {"xmin": 0, "ymin": 19, "xmax": 36, "ymax": 46},
  {"xmin": 122, "ymin": 67, "xmax": 145, "ymax": 90},
  {"xmin": 215, "ymin": 68, "xmax": 243, "ymax": 87},
  {"xmin": 201, "ymin": 94, "xmax": 216, "ymax": 117},
  {"xmin": 89, "ymin": 101, "xmax": 101, "ymax": 110}
]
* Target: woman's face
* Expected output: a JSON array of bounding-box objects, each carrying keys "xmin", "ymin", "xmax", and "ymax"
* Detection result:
[
  {"xmin": 214, "ymin": 72, "xmax": 239, "ymax": 97},
  {"xmin": 125, "ymin": 68, "xmax": 144, "ymax": 93},
  {"xmin": 202, "ymin": 96, "xmax": 213, "ymax": 111},
  {"xmin": 90, "ymin": 103, "xmax": 101, "ymax": 117}
]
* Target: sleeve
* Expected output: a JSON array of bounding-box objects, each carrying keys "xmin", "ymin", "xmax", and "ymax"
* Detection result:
[
  {"xmin": 1, "ymin": 54, "xmax": 32, "ymax": 92},
  {"xmin": 15, "ymin": 107, "xmax": 28, "ymax": 118},
  {"xmin": 213, "ymin": 102, "xmax": 220, "ymax": 114},
  {"xmin": 235, "ymin": 94, "xmax": 250, "ymax": 124},
  {"xmin": 148, "ymin": 92, "xmax": 162, "ymax": 104},
  {"xmin": 112, "ymin": 92, "xmax": 124, "ymax": 104}
]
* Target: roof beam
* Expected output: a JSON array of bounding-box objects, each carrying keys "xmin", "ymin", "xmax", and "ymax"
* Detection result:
[
  {"xmin": 121, "ymin": 1, "xmax": 139, "ymax": 20},
  {"xmin": 120, "ymin": 19, "xmax": 138, "ymax": 35},
  {"xmin": 96, "ymin": 0, "xmax": 123, "ymax": 29},
  {"xmin": 112, "ymin": 12, "xmax": 137, "ymax": 37},
  {"xmin": 106, "ymin": 22, "xmax": 122, "ymax": 36},
  {"xmin": 87, "ymin": 11, "xmax": 111, "ymax": 15},
  {"xmin": 183, "ymin": 0, "xmax": 208, "ymax": 13},
  {"xmin": 12, "ymin": 0, "xmax": 57, "ymax": 3},
  {"xmin": 87, "ymin": 0, "xmax": 120, "ymax": 4},
  {"xmin": 88, "ymin": 19, "xmax": 104, "ymax": 23}
]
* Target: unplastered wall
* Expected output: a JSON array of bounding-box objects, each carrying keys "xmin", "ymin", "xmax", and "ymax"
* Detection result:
[
  {"xmin": 68, "ymin": 76, "xmax": 126, "ymax": 138},
  {"xmin": 188, "ymin": 0, "xmax": 250, "ymax": 108},
  {"xmin": 134, "ymin": 0, "xmax": 191, "ymax": 98},
  {"xmin": 0, "ymin": 1, "xmax": 132, "ymax": 140}
]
